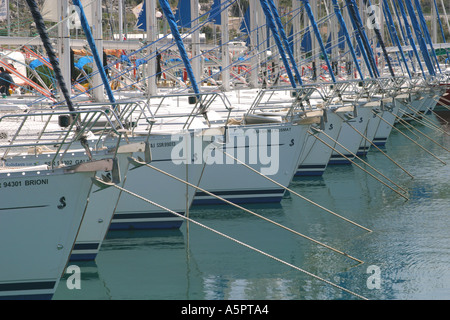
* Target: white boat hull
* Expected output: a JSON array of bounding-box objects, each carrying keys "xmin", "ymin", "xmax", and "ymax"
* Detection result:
[
  {"xmin": 373, "ymin": 97, "xmax": 401, "ymax": 146},
  {"xmin": 193, "ymin": 122, "xmax": 309, "ymax": 204},
  {"xmin": 0, "ymin": 163, "xmax": 110, "ymax": 299},
  {"xmin": 110, "ymin": 134, "xmax": 206, "ymax": 229},
  {"xmin": 357, "ymin": 100, "xmax": 383, "ymax": 156},
  {"xmin": 328, "ymin": 104, "xmax": 371, "ymax": 165},
  {"xmin": 2, "ymin": 144, "xmax": 150, "ymax": 261},
  {"xmin": 295, "ymin": 108, "xmax": 344, "ymax": 176}
]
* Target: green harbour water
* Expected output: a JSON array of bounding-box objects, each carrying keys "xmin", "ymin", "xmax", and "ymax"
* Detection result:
[{"xmin": 54, "ymin": 111, "xmax": 450, "ymax": 300}]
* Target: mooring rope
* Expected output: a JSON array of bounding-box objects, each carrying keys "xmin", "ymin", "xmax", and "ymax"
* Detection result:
[
  {"xmin": 97, "ymin": 178, "xmax": 368, "ymax": 300},
  {"xmin": 375, "ymin": 112, "xmax": 447, "ymax": 165},
  {"xmin": 127, "ymin": 157, "xmax": 366, "ymax": 263},
  {"xmin": 395, "ymin": 111, "xmax": 450, "ymax": 153}
]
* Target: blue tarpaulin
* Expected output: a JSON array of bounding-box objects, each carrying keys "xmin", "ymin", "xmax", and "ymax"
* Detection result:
[
  {"xmin": 75, "ymin": 56, "xmax": 94, "ymax": 70},
  {"xmin": 30, "ymin": 59, "xmax": 47, "ymax": 69},
  {"xmin": 135, "ymin": 59, "xmax": 146, "ymax": 67},
  {"xmin": 121, "ymin": 55, "xmax": 131, "ymax": 65}
]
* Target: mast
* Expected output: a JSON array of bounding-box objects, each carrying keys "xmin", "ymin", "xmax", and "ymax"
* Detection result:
[
  {"xmin": 191, "ymin": 0, "xmax": 201, "ymax": 85},
  {"xmin": 413, "ymin": 0, "xmax": 441, "ymax": 73},
  {"xmin": 92, "ymin": 0, "xmax": 106, "ymax": 101},
  {"xmin": 292, "ymin": 0, "xmax": 301, "ymax": 76},
  {"xmin": 58, "ymin": 0, "xmax": 71, "ymax": 96},
  {"xmin": 146, "ymin": 0, "xmax": 157, "ymax": 96},
  {"xmin": 346, "ymin": 0, "xmax": 380, "ymax": 77},
  {"xmin": 249, "ymin": 0, "xmax": 259, "ymax": 87},
  {"xmin": 119, "ymin": 0, "xmax": 123, "ymax": 41},
  {"xmin": 221, "ymin": 0, "xmax": 230, "ymax": 91},
  {"xmin": 432, "ymin": 0, "xmax": 450, "ymax": 61}
]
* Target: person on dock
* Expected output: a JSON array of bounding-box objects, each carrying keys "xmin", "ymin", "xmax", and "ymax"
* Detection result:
[
  {"xmin": 156, "ymin": 50, "xmax": 162, "ymax": 82},
  {"xmin": 0, "ymin": 67, "xmax": 15, "ymax": 97}
]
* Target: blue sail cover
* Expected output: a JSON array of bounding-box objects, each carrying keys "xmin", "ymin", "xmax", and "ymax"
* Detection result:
[
  {"xmin": 338, "ymin": 28, "xmax": 345, "ymax": 50},
  {"xmin": 392, "ymin": 0, "xmax": 416, "ymax": 72},
  {"xmin": 267, "ymin": 0, "xmax": 302, "ymax": 85},
  {"xmin": 331, "ymin": 0, "xmax": 364, "ymax": 79},
  {"xmin": 259, "ymin": 0, "xmax": 297, "ymax": 87},
  {"xmin": 362, "ymin": 0, "xmax": 395, "ymax": 77},
  {"xmin": 326, "ymin": 33, "xmax": 332, "ymax": 55},
  {"xmin": 159, "ymin": 0, "xmax": 200, "ymax": 95},
  {"xmin": 396, "ymin": 0, "xmax": 425, "ymax": 77},
  {"xmin": 239, "ymin": 7, "xmax": 250, "ymax": 34},
  {"xmin": 301, "ymin": 0, "xmax": 336, "ymax": 82},
  {"xmin": 239, "ymin": 7, "xmax": 250, "ymax": 45},
  {"xmin": 349, "ymin": 0, "xmax": 378, "ymax": 77},
  {"xmin": 432, "ymin": 0, "xmax": 450, "ymax": 60},
  {"xmin": 355, "ymin": 43, "xmax": 361, "ymax": 57},
  {"xmin": 210, "ymin": 0, "xmax": 221, "ymax": 25},
  {"xmin": 343, "ymin": 0, "xmax": 376, "ymax": 78},
  {"xmin": 382, "ymin": 0, "xmax": 411, "ymax": 78},
  {"xmin": 413, "ymin": 0, "xmax": 441, "ymax": 73},
  {"xmin": 403, "ymin": 0, "xmax": 435, "ymax": 76},
  {"xmin": 301, "ymin": 30, "xmax": 311, "ymax": 52},
  {"xmin": 288, "ymin": 25, "xmax": 294, "ymax": 52},
  {"xmin": 136, "ymin": 1, "xmax": 146, "ymax": 31},
  {"xmin": 175, "ymin": 0, "xmax": 191, "ymax": 28}
]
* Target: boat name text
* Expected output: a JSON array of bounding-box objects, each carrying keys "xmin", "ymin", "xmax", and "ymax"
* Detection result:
[{"xmin": 0, "ymin": 179, "xmax": 49, "ymax": 188}]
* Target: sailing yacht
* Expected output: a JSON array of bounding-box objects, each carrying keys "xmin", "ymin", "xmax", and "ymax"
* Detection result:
[
  {"xmin": 372, "ymin": 96, "xmax": 402, "ymax": 147},
  {"xmin": 0, "ymin": 157, "xmax": 114, "ymax": 299},
  {"xmin": 295, "ymin": 107, "xmax": 344, "ymax": 176}
]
